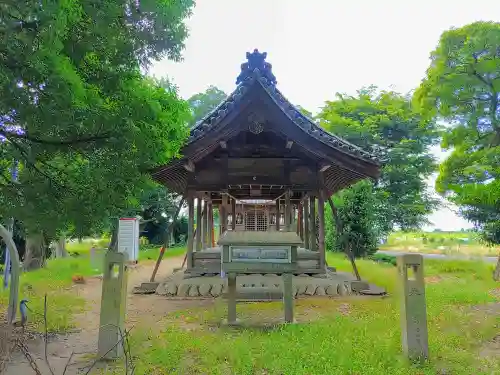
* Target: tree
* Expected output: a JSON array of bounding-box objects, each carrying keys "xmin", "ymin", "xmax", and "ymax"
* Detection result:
[
  {"xmin": 0, "ymin": 1, "xmax": 194, "ymax": 268},
  {"xmin": 325, "ymin": 181, "xmax": 379, "ymax": 258},
  {"xmin": 414, "ymin": 21, "xmax": 500, "ymax": 279},
  {"xmin": 318, "ymin": 86, "xmax": 440, "ymax": 237},
  {"xmin": 186, "ymin": 86, "xmax": 227, "ymax": 126}
]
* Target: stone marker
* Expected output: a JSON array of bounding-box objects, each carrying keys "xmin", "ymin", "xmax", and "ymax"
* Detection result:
[
  {"xmin": 98, "ymin": 251, "xmax": 128, "ymax": 359},
  {"xmin": 282, "ymin": 273, "xmax": 294, "ymax": 323},
  {"xmin": 397, "ymin": 254, "xmax": 429, "ymax": 362},
  {"xmin": 227, "ymin": 273, "xmax": 237, "ymax": 324}
]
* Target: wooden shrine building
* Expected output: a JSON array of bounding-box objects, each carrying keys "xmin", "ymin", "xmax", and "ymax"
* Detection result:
[{"xmin": 152, "ymin": 49, "xmax": 380, "ymax": 275}]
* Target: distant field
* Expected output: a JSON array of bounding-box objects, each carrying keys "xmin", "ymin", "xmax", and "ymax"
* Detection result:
[{"xmin": 381, "ymin": 231, "xmax": 499, "ymax": 256}]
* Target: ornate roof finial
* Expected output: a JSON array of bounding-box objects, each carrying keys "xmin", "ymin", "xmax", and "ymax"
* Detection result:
[{"xmin": 236, "ymin": 49, "xmax": 277, "ymax": 85}]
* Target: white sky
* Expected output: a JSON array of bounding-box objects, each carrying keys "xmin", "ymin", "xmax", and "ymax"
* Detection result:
[{"xmin": 151, "ymin": 0, "xmax": 500, "ymax": 231}]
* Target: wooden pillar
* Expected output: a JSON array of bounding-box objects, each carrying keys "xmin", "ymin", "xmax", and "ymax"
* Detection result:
[
  {"xmin": 196, "ymin": 197, "xmax": 202, "ymax": 251},
  {"xmin": 283, "ymin": 273, "xmax": 294, "ymax": 323},
  {"xmin": 208, "ymin": 202, "xmax": 214, "ymax": 247},
  {"xmin": 203, "ymin": 201, "xmax": 210, "ymax": 249},
  {"xmin": 303, "ymin": 198, "xmax": 310, "ymax": 248},
  {"xmin": 309, "ymin": 195, "xmax": 316, "ymax": 251},
  {"xmin": 187, "ymin": 193, "xmax": 194, "ymax": 269},
  {"xmin": 275, "ymin": 198, "xmax": 280, "ymax": 231},
  {"xmin": 285, "ymin": 190, "xmax": 291, "ymax": 231},
  {"xmin": 220, "ymin": 196, "xmax": 227, "ymax": 234},
  {"xmin": 231, "ymin": 198, "xmax": 236, "ymax": 231},
  {"xmin": 227, "ymin": 272, "xmax": 237, "ymax": 324},
  {"xmin": 298, "ymin": 203, "xmax": 304, "ymax": 240},
  {"xmin": 318, "ymin": 191, "xmax": 326, "ymax": 271}
]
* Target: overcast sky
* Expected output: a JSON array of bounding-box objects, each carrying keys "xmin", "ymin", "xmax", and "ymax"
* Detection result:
[{"xmin": 150, "ymin": 0, "xmax": 500, "ymax": 231}]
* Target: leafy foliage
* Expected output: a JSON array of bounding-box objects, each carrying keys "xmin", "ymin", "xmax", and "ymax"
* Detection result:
[
  {"xmin": 186, "ymin": 86, "xmax": 227, "ymax": 126},
  {"xmin": 325, "ymin": 181, "xmax": 379, "ymax": 257},
  {"xmin": 0, "ymin": 1, "xmax": 194, "ymax": 239},
  {"xmin": 318, "ymin": 86, "xmax": 440, "ymax": 234},
  {"xmin": 414, "ymin": 21, "xmax": 500, "ymax": 244}
]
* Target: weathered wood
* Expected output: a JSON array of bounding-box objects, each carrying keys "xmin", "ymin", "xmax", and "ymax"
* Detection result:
[
  {"xmin": 285, "ymin": 189, "xmax": 291, "ymax": 231},
  {"xmin": 303, "ymin": 198, "xmax": 310, "ymax": 249},
  {"xmin": 317, "ymin": 191, "xmax": 326, "ymax": 271},
  {"xmin": 208, "ymin": 202, "xmax": 215, "ymax": 247},
  {"xmin": 298, "ymin": 203, "xmax": 304, "ymax": 240},
  {"xmin": 309, "ymin": 195, "xmax": 316, "ymax": 251},
  {"xmin": 187, "ymin": 194, "xmax": 195, "ymax": 269},
  {"xmin": 397, "ymin": 254, "xmax": 429, "ymax": 362},
  {"xmin": 196, "ymin": 197, "xmax": 202, "ymax": 251},
  {"xmin": 231, "ymin": 198, "xmax": 236, "ymax": 230},
  {"xmin": 275, "ymin": 198, "xmax": 280, "ymax": 231}
]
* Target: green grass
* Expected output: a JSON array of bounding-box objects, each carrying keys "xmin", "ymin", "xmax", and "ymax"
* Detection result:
[
  {"xmin": 381, "ymin": 231, "xmax": 499, "ymax": 256},
  {"xmin": 0, "ymin": 246, "xmax": 178, "ymax": 333},
  {"xmin": 66, "ymin": 238, "xmax": 109, "ymax": 255},
  {"xmin": 138, "ymin": 246, "xmax": 186, "ymax": 261},
  {"xmin": 0, "ymin": 256, "xmax": 101, "ymax": 332},
  {"xmin": 104, "ymin": 253, "xmax": 499, "ymax": 375}
]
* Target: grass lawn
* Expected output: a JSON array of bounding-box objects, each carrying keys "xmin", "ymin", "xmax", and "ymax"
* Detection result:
[
  {"xmin": 111, "ymin": 253, "xmax": 499, "ymax": 375},
  {"xmin": 0, "ymin": 246, "xmax": 184, "ymax": 333},
  {"xmin": 381, "ymin": 231, "xmax": 500, "ymax": 257}
]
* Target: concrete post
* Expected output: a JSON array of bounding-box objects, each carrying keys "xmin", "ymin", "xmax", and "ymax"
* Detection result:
[
  {"xmin": 227, "ymin": 272, "xmax": 237, "ymax": 325},
  {"xmin": 98, "ymin": 251, "xmax": 128, "ymax": 359},
  {"xmin": 397, "ymin": 254, "xmax": 429, "ymax": 362},
  {"xmin": 282, "ymin": 273, "xmax": 294, "ymax": 323}
]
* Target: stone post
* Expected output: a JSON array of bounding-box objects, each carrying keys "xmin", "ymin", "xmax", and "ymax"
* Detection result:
[
  {"xmin": 397, "ymin": 254, "xmax": 429, "ymax": 362},
  {"xmin": 98, "ymin": 251, "xmax": 128, "ymax": 359},
  {"xmin": 227, "ymin": 272, "xmax": 237, "ymax": 325},
  {"xmin": 282, "ymin": 273, "xmax": 294, "ymax": 323}
]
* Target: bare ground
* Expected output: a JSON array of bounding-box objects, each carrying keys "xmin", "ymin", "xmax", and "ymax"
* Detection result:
[{"xmin": 3, "ymin": 256, "xmax": 213, "ymax": 375}]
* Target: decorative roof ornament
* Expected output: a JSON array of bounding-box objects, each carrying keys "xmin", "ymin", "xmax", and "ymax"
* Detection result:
[{"xmin": 236, "ymin": 49, "xmax": 277, "ymax": 85}]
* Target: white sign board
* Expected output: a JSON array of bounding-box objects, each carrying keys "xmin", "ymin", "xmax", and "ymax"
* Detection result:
[{"xmin": 118, "ymin": 218, "xmax": 139, "ymax": 262}]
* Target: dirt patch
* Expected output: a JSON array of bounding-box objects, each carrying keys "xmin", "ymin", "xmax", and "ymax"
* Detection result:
[
  {"xmin": 4, "ymin": 256, "xmax": 213, "ymax": 375},
  {"xmin": 425, "ymin": 275, "xmax": 443, "ymax": 284},
  {"xmin": 479, "ymin": 334, "xmax": 500, "ymax": 359}
]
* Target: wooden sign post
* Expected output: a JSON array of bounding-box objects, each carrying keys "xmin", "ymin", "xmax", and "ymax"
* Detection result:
[{"xmin": 397, "ymin": 254, "xmax": 429, "ymax": 362}]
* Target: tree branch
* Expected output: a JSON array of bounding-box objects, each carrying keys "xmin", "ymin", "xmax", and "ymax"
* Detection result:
[{"xmin": 1, "ymin": 130, "xmax": 114, "ymax": 146}]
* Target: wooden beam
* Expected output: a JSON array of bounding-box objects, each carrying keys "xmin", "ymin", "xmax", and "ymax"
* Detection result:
[
  {"xmin": 285, "ymin": 189, "xmax": 291, "ymax": 231},
  {"xmin": 196, "ymin": 197, "xmax": 202, "ymax": 251},
  {"xmin": 319, "ymin": 163, "xmax": 331, "ymax": 172},
  {"xmin": 317, "ymin": 191, "xmax": 326, "ymax": 272},
  {"xmin": 309, "ymin": 195, "xmax": 316, "ymax": 251},
  {"xmin": 275, "ymin": 198, "xmax": 280, "ymax": 231},
  {"xmin": 186, "ymin": 193, "xmax": 195, "ymax": 269},
  {"xmin": 303, "ymin": 198, "xmax": 310, "ymax": 249},
  {"xmin": 231, "ymin": 198, "xmax": 236, "ymax": 230}
]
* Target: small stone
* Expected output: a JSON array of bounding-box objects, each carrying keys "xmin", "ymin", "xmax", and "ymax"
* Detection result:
[
  {"xmin": 315, "ymin": 286, "xmax": 326, "ymax": 296},
  {"xmin": 178, "ymin": 283, "xmax": 191, "ymax": 297},
  {"xmin": 198, "ymin": 284, "xmax": 211, "ymax": 296},
  {"xmin": 188, "ymin": 285, "xmax": 199, "ymax": 297},
  {"xmin": 166, "ymin": 283, "xmax": 178, "ymax": 296},
  {"xmin": 305, "ymin": 284, "xmax": 316, "ymax": 296},
  {"xmin": 211, "ymin": 283, "xmax": 223, "ymax": 297},
  {"xmin": 326, "ymin": 285, "xmax": 338, "ymax": 296}
]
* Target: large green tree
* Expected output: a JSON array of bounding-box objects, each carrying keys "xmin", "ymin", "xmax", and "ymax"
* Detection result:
[
  {"xmin": 186, "ymin": 86, "xmax": 227, "ymax": 126},
  {"xmin": 318, "ymin": 87, "xmax": 440, "ymax": 242},
  {"xmin": 414, "ymin": 21, "xmax": 500, "ymax": 278},
  {"xmin": 0, "ymin": 1, "xmax": 194, "ymax": 266}
]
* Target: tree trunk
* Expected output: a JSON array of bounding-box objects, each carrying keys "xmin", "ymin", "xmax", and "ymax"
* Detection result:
[
  {"xmin": 494, "ymin": 254, "xmax": 500, "ymax": 281},
  {"xmin": 54, "ymin": 236, "xmax": 68, "ymax": 258},
  {"xmin": 0, "ymin": 223, "xmax": 21, "ymax": 324},
  {"xmin": 23, "ymin": 233, "xmax": 46, "ymax": 271}
]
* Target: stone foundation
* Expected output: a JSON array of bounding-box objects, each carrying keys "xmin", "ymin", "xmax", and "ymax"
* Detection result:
[{"xmin": 153, "ymin": 269, "xmax": 384, "ymax": 299}]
